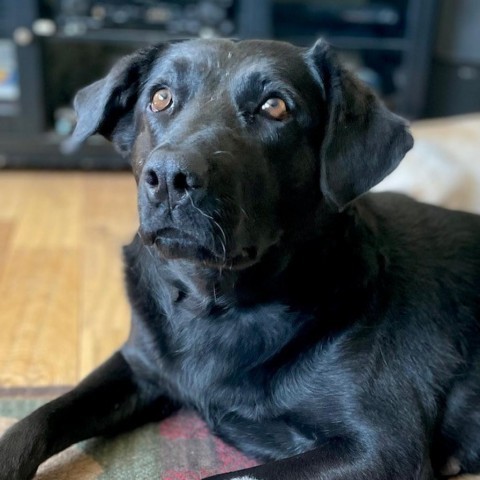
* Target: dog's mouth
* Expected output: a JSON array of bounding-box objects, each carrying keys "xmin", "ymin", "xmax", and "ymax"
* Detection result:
[{"xmin": 139, "ymin": 227, "xmax": 259, "ymax": 269}]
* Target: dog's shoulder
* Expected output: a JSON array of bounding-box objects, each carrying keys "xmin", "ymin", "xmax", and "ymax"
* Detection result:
[
  {"xmin": 356, "ymin": 192, "xmax": 480, "ymax": 312},
  {"xmin": 358, "ymin": 191, "xmax": 480, "ymax": 245}
]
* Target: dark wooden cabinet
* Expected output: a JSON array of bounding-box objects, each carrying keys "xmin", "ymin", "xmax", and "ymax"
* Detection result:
[{"xmin": 0, "ymin": 0, "xmax": 438, "ymax": 169}]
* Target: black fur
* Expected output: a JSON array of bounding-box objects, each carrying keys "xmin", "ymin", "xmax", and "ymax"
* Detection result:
[{"xmin": 1, "ymin": 38, "xmax": 480, "ymax": 480}]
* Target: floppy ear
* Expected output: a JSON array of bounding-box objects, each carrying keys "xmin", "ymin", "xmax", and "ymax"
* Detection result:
[
  {"xmin": 64, "ymin": 45, "xmax": 162, "ymax": 156},
  {"xmin": 307, "ymin": 40, "xmax": 414, "ymax": 210}
]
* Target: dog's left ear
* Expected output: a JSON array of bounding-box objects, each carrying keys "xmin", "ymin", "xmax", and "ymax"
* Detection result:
[
  {"xmin": 306, "ymin": 40, "xmax": 414, "ymax": 210},
  {"xmin": 64, "ymin": 45, "xmax": 162, "ymax": 156}
]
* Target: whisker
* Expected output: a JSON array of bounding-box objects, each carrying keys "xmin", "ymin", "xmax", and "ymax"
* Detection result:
[
  {"xmin": 220, "ymin": 196, "xmax": 249, "ymax": 222},
  {"xmin": 185, "ymin": 190, "xmax": 228, "ymax": 263}
]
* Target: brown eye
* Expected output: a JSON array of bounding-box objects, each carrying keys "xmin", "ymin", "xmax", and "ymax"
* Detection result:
[
  {"xmin": 261, "ymin": 97, "xmax": 288, "ymax": 120},
  {"xmin": 150, "ymin": 87, "xmax": 173, "ymax": 112}
]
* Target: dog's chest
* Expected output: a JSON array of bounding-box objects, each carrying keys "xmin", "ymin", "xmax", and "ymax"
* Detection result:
[
  {"xmin": 158, "ymin": 298, "xmax": 308, "ymax": 412},
  {"xmin": 158, "ymin": 300, "xmax": 364, "ymax": 460}
]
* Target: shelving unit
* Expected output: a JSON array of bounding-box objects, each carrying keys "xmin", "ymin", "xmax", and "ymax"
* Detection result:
[
  {"xmin": 267, "ymin": 0, "xmax": 438, "ymax": 118},
  {"xmin": 0, "ymin": 0, "xmax": 439, "ymax": 169}
]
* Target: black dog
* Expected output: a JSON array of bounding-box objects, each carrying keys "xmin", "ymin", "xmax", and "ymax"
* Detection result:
[{"xmin": 1, "ymin": 38, "xmax": 480, "ymax": 480}]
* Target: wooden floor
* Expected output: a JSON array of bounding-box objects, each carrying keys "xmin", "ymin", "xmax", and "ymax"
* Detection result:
[
  {"xmin": 0, "ymin": 171, "xmax": 137, "ymax": 386},
  {"xmin": 1, "ymin": 114, "xmax": 480, "ymax": 387}
]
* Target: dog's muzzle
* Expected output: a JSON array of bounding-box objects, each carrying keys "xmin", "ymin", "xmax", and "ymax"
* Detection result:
[{"xmin": 138, "ymin": 148, "xmax": 229, "ymax": 264}]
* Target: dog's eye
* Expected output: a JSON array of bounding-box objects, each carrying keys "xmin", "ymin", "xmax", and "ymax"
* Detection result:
[
  {"xmin": 260, "ymin": 97, "xmax": 288, "ymax": 120},
  {"xmin": 150, "ymin": 88, "xmax": 173, "ymax": 112}
]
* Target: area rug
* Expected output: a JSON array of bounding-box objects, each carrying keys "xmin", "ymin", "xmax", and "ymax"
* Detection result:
[
  {"xmin": 0, "ymin": 387, "xmax": 258, "ymax": 480},
  {"xmin": 3, "ymin": 388, "xmax": 480, "ymax": 480}
]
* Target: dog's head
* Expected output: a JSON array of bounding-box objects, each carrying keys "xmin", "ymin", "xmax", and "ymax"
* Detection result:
[{"xmin": 69, "ymin": 38, "xmax": 413, "ymax": 269}]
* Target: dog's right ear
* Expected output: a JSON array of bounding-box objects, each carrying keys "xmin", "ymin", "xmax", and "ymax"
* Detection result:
[{"xmin": 63, "ymin": 45, "xmax": 163, "ymax": 156}]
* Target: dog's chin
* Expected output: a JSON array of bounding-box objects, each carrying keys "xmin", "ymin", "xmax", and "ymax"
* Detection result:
[
  {"xmin": 141, "ymin": 228, "xmax": 260, "ymax": 270},
  {"xmin": 154, "ymin": 235, "xmax": 214, "ymax": 262}
]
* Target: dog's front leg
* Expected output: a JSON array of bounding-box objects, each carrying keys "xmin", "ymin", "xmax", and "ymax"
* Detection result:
[
  {"xmin": 204, "ymin": 437, "xmax": 433, "ymax": 480},
  {"xmin": 0, "ymin": 351, "xmax": 179, "ymax": 480}
]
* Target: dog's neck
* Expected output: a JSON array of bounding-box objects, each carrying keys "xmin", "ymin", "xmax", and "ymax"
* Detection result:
[{"xmin": 155, "ymin": 202, "xmax": 381, "ymax": 316}]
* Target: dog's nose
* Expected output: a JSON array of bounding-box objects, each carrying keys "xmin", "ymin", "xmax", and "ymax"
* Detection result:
[{"xmin": 142, "ymin": 153, "xmax": 206, "ymax": 207}]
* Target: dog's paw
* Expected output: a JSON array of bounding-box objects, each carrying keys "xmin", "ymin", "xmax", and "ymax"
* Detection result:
[{"xmin": 0, "ymin": 420, "xmax": 42, "ymax": 480}]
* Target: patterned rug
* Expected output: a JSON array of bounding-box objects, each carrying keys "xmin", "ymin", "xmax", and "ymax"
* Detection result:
[
  {"xmin": 3, "ymin": 388, "xmax": 480, "ymax": 480},
  {"xmin": 0, "ymin": 387, "xmax": 258, "ymax": 480}
]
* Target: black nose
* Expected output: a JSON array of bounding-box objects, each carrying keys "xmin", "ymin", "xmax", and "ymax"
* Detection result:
[{"xmin": 142, "ymin": 153, "xmax": 206, "ymax": 208}]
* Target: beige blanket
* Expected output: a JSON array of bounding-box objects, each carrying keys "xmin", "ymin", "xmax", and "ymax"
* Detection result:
[{"xmin": 375, "ymin": 114, "xmax": 480, "ymax": 214}]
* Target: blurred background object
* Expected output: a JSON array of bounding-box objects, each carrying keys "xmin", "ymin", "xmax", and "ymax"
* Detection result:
[
  {"xmin": 0, "ymin": 0, "xmax": 478, "ymax": 169},
  {"xmin": 375, "ymin": 115, "xmax": 480, "ymax": 215},
  {"xmin": 424, "ymin": 0, "xmax": 480, "ymax": 118}
]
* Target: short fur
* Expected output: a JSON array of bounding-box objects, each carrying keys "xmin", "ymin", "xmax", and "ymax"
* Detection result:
[{"xmin": 1, "ymin": 38, "xmax": 480, "ymax": 480}]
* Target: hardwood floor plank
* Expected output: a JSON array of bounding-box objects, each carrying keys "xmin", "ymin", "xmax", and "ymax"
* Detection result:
[
  {"xmin": 0, "ymin": 172, "xmax": 28, "ymax": 221},
  {"xmin": 79, "ymin": 173, "xmax": 137, "ymax": 378},
  {"xmin": 0, "ymin": 221, "xmax": 14, "ymax": 282},
  {"xmin": 11, "ymin": 172, "xmax": 83, "ymax": 250},
  {"xmin": 0, "ymin": 249, "xmax": 79, "ymax": 386}
]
